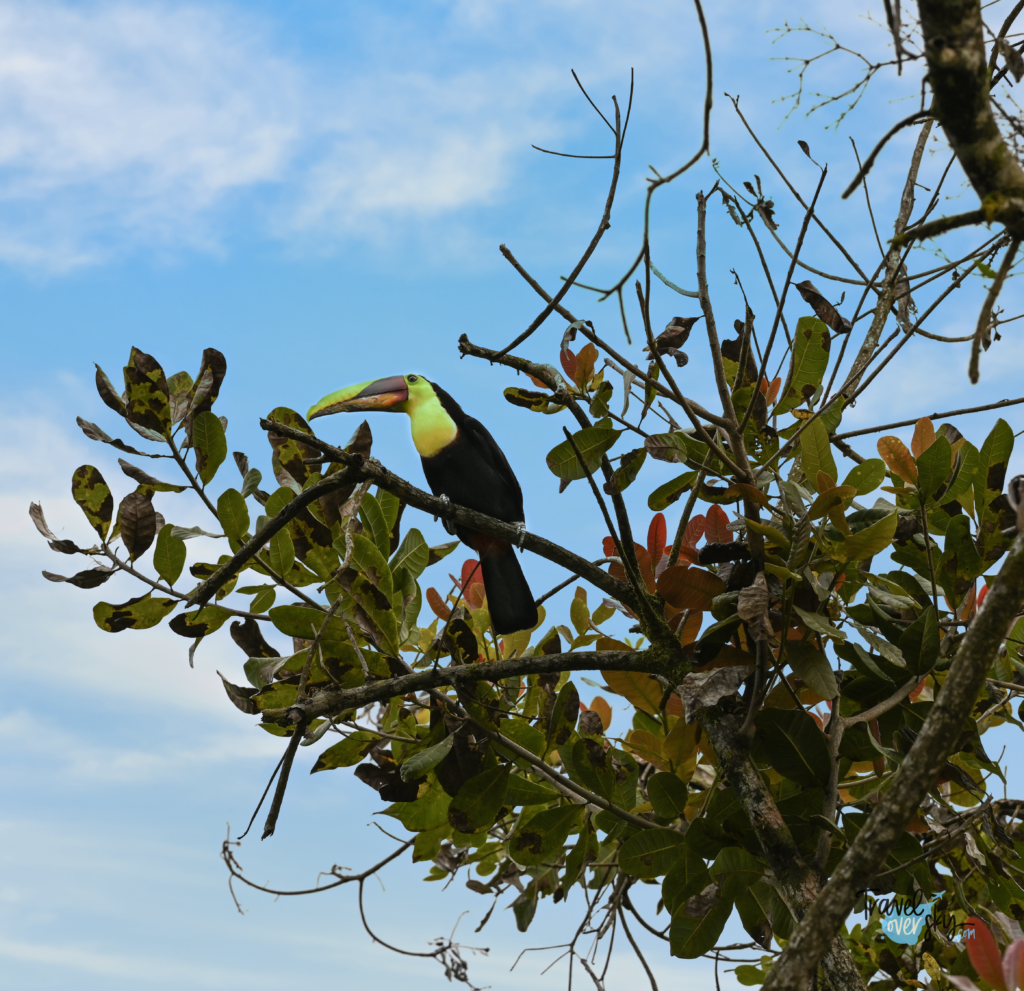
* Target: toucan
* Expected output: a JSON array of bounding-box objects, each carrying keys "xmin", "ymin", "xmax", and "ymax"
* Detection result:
[{"xmin": 307, "ymin": 374, "xmax": 538, "ymax": 635}]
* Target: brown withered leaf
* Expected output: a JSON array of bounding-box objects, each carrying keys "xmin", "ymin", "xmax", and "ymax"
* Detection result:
[
  {"xmin": 319, "ymin": 420, "xmax": 372, "ymax": 526},
  {"xmin": 793, "ymin": 280, "xmax": 852, "ymax": 334},
  {"xmin": 217, "ymin": 671, "xmax": 259, "ymax": 715},
  {"xmin": 122, "ymin": 347, "xmax": 172, "ymax": 438},
  {"xmin": 233, "ymin": 451, "xmax": 250, "ymax": 477},
  {"xmin": 76, "ymin": 417, "xmax": 159, "ymax": 459},
  {"xmin": 230, "ymin": 617, "xmax": 281, "ymax": 659},
  {"xmin": 737, "ymin": 572, "xmax": 773, "ymax": 642},
  {"xmin": 118, "ymin": 491, "xmax": 158, "ymax": 560},
  {"xmin": 118, "ymin": 458, "xmax": 186, "ymax": 492},
  {"xmin": 678, "ymin": 665, "xmax": 754, "ymax": 723},
  {"xmin": 94, "ymin": 364, "xmax": 127, "ymax": 417},
  {"xmin": 42, "ymin": 566, "xmax": 115, "ymax": 589},
  {"xmin": 29, "ymin": 502, "xmax": 57, "ymax": 541}
]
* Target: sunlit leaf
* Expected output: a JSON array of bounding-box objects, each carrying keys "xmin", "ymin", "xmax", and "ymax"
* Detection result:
[
  {"xmin": 877, "ymin": 436, "xmax": 917, "ymax": 484},
  {"xmin": 774, "ymin": 317, "xmax": 830, "ymax": 415},
  {"xmin": 71, "ymin": 465, "xmax": 113, "ymax": 539},
  {"xmin": 193, "ymin": 411, "xmax": 227, "ymax": 485},
  {"xmin": 93, "ymin": 592, "xmax": 177, "ymax": 633},
  {"xmin": 546, "ymin": 424, "xmax": 622, "ymax": 480}
]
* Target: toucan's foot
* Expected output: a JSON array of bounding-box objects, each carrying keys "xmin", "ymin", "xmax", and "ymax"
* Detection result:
[
  {"xmin": 515, "ymin": 521, "xmax": 526, "ymax": 549},
  {"xmin": 433, "ymin": 494, "xmax": 451, "ymax": 522}
]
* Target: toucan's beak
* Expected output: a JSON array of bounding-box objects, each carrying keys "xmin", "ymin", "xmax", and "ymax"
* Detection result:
[{"xmin": 307, "ymin": 376, "xmax": 408, "ymax": 420}]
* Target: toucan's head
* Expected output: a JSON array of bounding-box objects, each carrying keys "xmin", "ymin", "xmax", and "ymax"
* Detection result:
[{"xmin": 307, "ymin": 374, "xmax": 434, "ymax": 421}]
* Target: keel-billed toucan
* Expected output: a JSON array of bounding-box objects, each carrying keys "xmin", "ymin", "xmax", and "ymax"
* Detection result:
[{"xmin": 308, "ymin": 375, "xmax": 538, "ymax": 635}]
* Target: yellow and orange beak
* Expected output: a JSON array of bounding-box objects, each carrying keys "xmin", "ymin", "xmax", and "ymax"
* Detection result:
[{"xmin": 307, "ymin": 376, "xmax": 409, "ymax": 420}]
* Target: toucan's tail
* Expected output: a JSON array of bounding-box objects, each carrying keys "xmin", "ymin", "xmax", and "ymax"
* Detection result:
[{"xmin": 480, "ymin": 546, "xmax": 538, "ymax": 635}]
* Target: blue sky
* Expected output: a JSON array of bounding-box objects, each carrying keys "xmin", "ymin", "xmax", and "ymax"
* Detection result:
[{"xmin": 3, "ymin": 1, "xmax": 1023, "ymax": 988}]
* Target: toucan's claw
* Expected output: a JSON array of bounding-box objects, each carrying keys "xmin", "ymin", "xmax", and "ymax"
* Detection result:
[
  {"xmin": 433, "ymin": 494, "xmax": 451, "ymax": 523},
  {"xmin": 515, "ymin": 521, "xmax": 526, "ymax": 549}
]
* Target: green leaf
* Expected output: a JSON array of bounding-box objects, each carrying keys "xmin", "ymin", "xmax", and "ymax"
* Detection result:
[
  {"xmin": 508, "ymin": 803, "xmax": 585, "ymax": 866},
  {"xmin": 122, "ymin": 347, "xmax": 172, "ymax": 438},
  {"xmin": 619, "ymin": 829, "xmax": 687, "ymax": 878},
  {"xmin": 786, "ymin": 640, "xmax": 838, "ymax": 698},
  {"xmin": 311, "ymin": 731, "xmax": 381, "ymax": 772},
  {"xmin": 943, "ymin": 442, "xmax": 980, "ymax": 504},
  {"xmin": 358, "ymin": 492, "xmax": 392, "ymax": 558},
  {"xmin": 71, "ymin": 465, "xmax": 114, "ymax": 539},
  {"xmin": 799, "ymin": 417, "xmax": 837, "ymax": 490},
  {"xmin": 648, "ymin": 771, "xmax": 690, "ymax": 820},
  {"xmin": 916, "ymin": 436, "xmax": 952, "ymax": 500},
  {"xmin": 648, "ymin": 471, "xmax": 698, "ymax": 511},
  {"xmin": 753, "ymin": 708, "xmax": 831, "ymax": 787},
  {"xmin": 504, "ymin": 775, "xmax": 560, "ymax": 806},
  {"xmin": 266, "ymin": 407, "xmax": 318, "ymax": 489},
  {"xmin": 153, "ymin": 524, "xmax": 186, "ymax": 585},
  {"xmin": 400, "ymin": 734, "xmax": 455, "ymax": 782},
  {"xmin": 240, "ymin": 468, "xmax": 263, "ymax": 499},
  {"xmin": 217, "ymin": 488, "xmax": 250, "ymax": 540},
  {"xmin": 192, "ymin": 411, "xmax": 227, "ymax": 485},
  {"xmin": 349, "ymin": 532, "xmax": 394, "ymax": 601},
  {"xmin": 843, "ymin": 458, "xmax": 886, "ymax": 496},
  {"xmin": 836, "ymin": 511, "xmax": 897, "ymax": 562},
  {"xmin": 546, "ymin": 425, "xmax": 622, "ymax": 480},
  {"xmin": 709, "ymin": 846, "xmax": 765, "ymax": 886},
  {"xmin": 792, "ymin": 606, "xmax": 847, "ymax": 642},
  {"xmin": 381, "ymin": 777, "xmax": 451, "ymax": 832},
  {"xmin": 898, "ymin": 606, "xmax": 940, "ymax": 675},
  {"xmin": 168, "ymin": 605, "xmax": 232, "ymax": 638},
  {"xmin": 670, "ymin": 883, "xmax": 733, "ymax": 958},
  {"xmin": 93, "ymin": 592, "xmax": 177, "ymax": 633},
  {"xmin": 545, "ymin": 681, "xmax": 580, "ymax": 752},
  {"xmin": 447, "ymin": 765, "xmax": 511, "ymax": 833},
  {"xmin": 390, "ymin": 528, "xmax": 429, "ymax": 581},
  {"xmin": 775, "ymin": 317, "xmax": 830, "ymax": 415},
  {"xmin": 662, "ymin": 846, "xmax": 712, "ymax": 915},
  {"xmin": 503, "ymin": 386, "xmax": 566, "ymax": 414},
  {"xmin": 268, "ymin": 526, "xmax": 295, "ymax": 577},
  {"xmin": 605, "ymin": 448, "xmax": 647, "ymax": 494},
  {"xmin": 975, "ymin": 418, "xmax": 1014, "ymax": 514}
]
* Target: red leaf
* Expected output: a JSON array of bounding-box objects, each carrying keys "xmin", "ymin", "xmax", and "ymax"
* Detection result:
[
  {"xmin": 909, "ymin": 678, "xmax": 927, "ymax": 701},
  {"xmin": 877, "ymin": 435, "xmax": 918, "ymax": 484},
  {"xmin": 766, "ymin": 377, "xmax": 781, "ymax": 404},
  {"xmin": 683, "ymin": 514, "xmax": 706, "ymax": 550},
  {"xmin": 461, "ymin": 558, "xmax": 481, "ymax": 587},
  {"xmin": 588, "ymin": 696, "xmax": 612, "ymax": 730},
  {"xmin": 705, "ymin": 505, "xmax": 733, "ymax": 543},
  {"xmin": 964, "ymin": 918, "xmax": 1007, "ymax": 991},
  {"xmin": 465, "ymin": 581, "xmax": 486, "ymax": 610},
  {"xmin": 426, "ymin": 587, "xmax": 450, "ymax": 621},
  {"xmin": 678, "ymin": 546, "xmax": 700, "ymax": 565},
  {"xmin": 560, "ymin": 347, "xmax": 578, "ymax": 382},
  {"xmin": 575, "ymin": 343, "xmax": 598, "ymax": 390},
  {"xmin": 658, "ymin": 566, "xmax": 726, "ymax": 610},
  {"xmin": 603, "ymin": 536, "xmax": 617, "ymax": 558},
  {"xmin": 648, "ymin": 513, "xmax": 667, "ymax": 563},
  {"xmin": 977, "ymin": 584, "xmax": 989, "ymax": 609}
]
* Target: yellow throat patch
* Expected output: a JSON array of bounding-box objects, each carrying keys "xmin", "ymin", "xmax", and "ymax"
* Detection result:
[{"xmin": 403, "ymin": 377, "xmax": 457, "ymax": 457}]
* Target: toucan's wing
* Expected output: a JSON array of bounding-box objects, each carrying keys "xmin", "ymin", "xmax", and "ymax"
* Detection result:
[{"xmin": 461, "ymin": 415, "xmax": 525, "ymax": 520}]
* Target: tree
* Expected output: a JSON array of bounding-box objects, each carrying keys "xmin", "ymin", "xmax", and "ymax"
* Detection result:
[{"xmin": 28, "ymin": 1, "xmax": 1024, "ymax": 988}]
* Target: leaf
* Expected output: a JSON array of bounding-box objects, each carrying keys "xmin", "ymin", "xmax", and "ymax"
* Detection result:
[
  {"xmin": 399, "ymin": 734, "xmax": 455, "ymax": 782},
  {"xmin": 77, "ymin": 418, "xmax": 158, "ymax": 459},
  {"xmin": 837, "ymin": 511, "xmax": 898, "ymax": 562},
  {"xmin": 792, "ymin": 606, "xmax": 847, "ymax": 642},
  {"xmin": 976, "ymin": 418, "xmax": 1014, "ymax": 514},
  {"xmin": 546, "ymin": 425, "xmax": 622, "ymax": 480},
  {"xmin": 963, "ymin": 917, "xmax": 1008, "ymax": 991},
  {"xmin": 217, "ymin": 488, "xmax": 250, "ymax": 541},
  {"xmin": 192, "ymin": 411, "xmax": 227, "ymax": 486},
  {"xmin": 793, "ymin": 280, "xmax": 852, "ymax": 334},
  {"xmin": 912, "ymin": 417, "xmax": 936, "ymax": 458},
  {"xmin": 775, "ymin": 317, "xmax": 831, "ymax": 415},
  {"xmin": 311, "ymin": 731, "xmax": 381, "ymax": 772},
  {"xmin": 545, "ymin": 681, "xmax": 580, "ymax": 751},
  {"xmin": 94, "ymin": 364, "xmax": 127, "ymax": 417},
  {"xmin": 602, "ymin": 670, "xmax": 663, "ymax": 714},
  {"xmin": 240, "ymin": 468, "xmax": 263, "ymax": 499},
  {"xmin": 619, "ymin": 829, "xmax": 687, "ymax": 878},
  {"xmin": 118, "ymin": 491, "xmax": 158, "ymax": 560},
  {"xmin": 843, "ymin": 459, "xmax": 886, "ymax": 496},
  {"xmin": 93, "ymin": 592, "xmax": 177, "ymax": 633},
  {"xmin": 705, "ymin": 505, "xmax": 732, "ymax": 544},
  {"xmin": 916, "ymin": 436, "xmax": 952, "ymax": 500},
  {"xmin": 268, "ymin": 526, "xmax": 295, "ymax": 578},
  {"xmin": 117, "ymin": 459, "xmax": 185, "ymax": 492},
  {"xmin": 359, "ymin": 493, "xmax": 392, "ymax": 558},
  {"xmin": 877, "ymin": 436, "xmax": 917, "ymax": 484},
  {"xmin": 153, "ymin": 524, "xmax": 186, "ymax": 585},
  {"xmin": 41, "ymin": 566, "xmax": 114, "ymax": 589},
  {"xmin": 447, "ymin": 765, "xmax": 511, "ymax": 833},
  {"xmin": 753, "ymin": 708, "xmax": 831, "ymax": 787},
  {"xmin": 122, "ymin": 347, "xmax": 172, "ymax": 438},
  {"xmin": 670, "ymin": 884, "xmax": 733, "ymax": 958},
  {"xmin": 658, "ymin": 566, "xmax": 726, "ymax": 610},
  {"xmin": 647, "ymin": 771, "xmax": 690, "ymax": 820},
  {"xmin": 391, "ymin": 528, "xmax": 429, "ymax": 581},
  {"xmin": 678, "ymin": 666, "xmax": 753, "ymax": 723},
  {"xmin": 786, "ymin": 640, "xmax": 838, "ymax": 698},
  {"xmin": 505, "ymin": 775, "xmax": 560, "ymax": 806},
  {"xmin": 508, "ymin": 804, "xmax": 585, "ymax": 866},
  {"xmin": 71, "ymin": 465, "xmax": 114, "ymax": 540},
  {"xmin": 604, "ymin": 448, "xmax": 647, "ymax": 495},
  {"xmin": 799, "ymin": 417, "xmax": 837, "ymax": 490},
  {"xmin": 648, "ymin": 471, "xmax": 697, "ymax": 511},
  {"xmin": 808, "ymin": 485, "xmax": 856, "ymax": 521},
  {"xmin": 171, "ymin": 525, "xmax": 222, "ymax": 540},
  {"xmin": 169, "ymin": 605, "xmax": 232, "ymax": 638},
  {"xmin": 503, "ymin": 386, "xmax": 565, "ymax": 414},
  {"xmin": 898, "ymin": 606, "xmax": 940, "ymax": 675}
]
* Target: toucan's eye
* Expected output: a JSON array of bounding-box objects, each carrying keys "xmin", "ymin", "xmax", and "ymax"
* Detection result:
[{"xmin": 408, "ymin": 374, "xmax": 419, "ymax": 383}]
